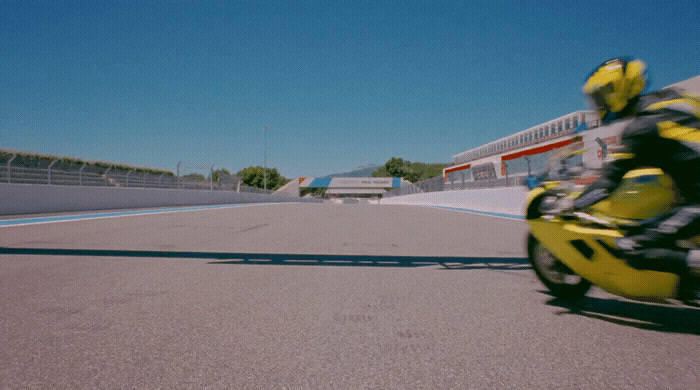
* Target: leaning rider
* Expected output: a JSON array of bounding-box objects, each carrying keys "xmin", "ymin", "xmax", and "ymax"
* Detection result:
[{"xmin": 573, "ymin": 58, "xmax": 700, "ymax": 302}]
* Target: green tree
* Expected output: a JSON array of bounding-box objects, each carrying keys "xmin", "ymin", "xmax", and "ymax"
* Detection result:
[
  {"xmin": 384, "ymin": 157, "xmax": 407, "ymax": 177},
  {"xmin": 236, "ymin": 166, "xmax": 290, "ymax": 190},
  {"xmin": 372, "ymin": 157, "xmax": 447, "ymax": 183},
  {"xmin": 211, "ymin": 168, "xmax": 232, "ymax": 182},
  {"xmin": 300, "ymin": 187, "xmax": 327, "ymax": 198},
  {"xmin": 183, "ymin": 173, "xmax": 206, "ymax": 181}
]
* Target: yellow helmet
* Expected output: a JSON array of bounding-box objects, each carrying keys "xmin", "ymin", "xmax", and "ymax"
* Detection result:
[{"xmin": 583, "ymin": 58, "xmax": 647, "ymax": 121}]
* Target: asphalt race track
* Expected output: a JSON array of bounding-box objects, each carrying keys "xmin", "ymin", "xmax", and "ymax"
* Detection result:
[{"xmin": 1, "ymin": 203, "xmax": 698, "ymax": 389}]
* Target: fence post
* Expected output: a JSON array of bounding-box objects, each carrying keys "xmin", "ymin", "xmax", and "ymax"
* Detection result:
[
  {"xmin": 7, "ymin": 154, "xmax": 16, "ymax": 183},
  {"xmin": 47, "ymin": 159, "xmax": 58, "ymax": 185},
  {"xmin": 524, "ymin": 156, "xmax": 531, "ymax": 177},
  {"xmin": 126, "ymin": 170, "xmax": 133, "ymax": 187},
  {"xmin": 210, "ymin": 165, "xmax": 214, "ymax": 191},
  {"xmin": 104, "ymin": 166, "xmax": 112, "ymax": 186},
  {"xmin": 177, "ymin": 162, "xmax": 181, "ymax": 189},
  {"xmin": 143, "ymin": 172, "xmax": 148, "ymax": 188},
  {"xmin": 79, "ymin": 163, "xmax": 86, "ymax": 186},
  {"xmin": 159, "ymin": 173, "xmax": 164, "ymax": 188}
]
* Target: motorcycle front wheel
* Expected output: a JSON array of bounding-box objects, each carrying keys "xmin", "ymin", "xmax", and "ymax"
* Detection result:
[{"xmin": 527, "ymin": 234, "xmax": 592, "ymax": 299}]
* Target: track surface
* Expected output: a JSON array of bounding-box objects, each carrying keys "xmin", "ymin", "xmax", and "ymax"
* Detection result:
[{"xmin": 1, "ymin": 203, "xmax": 698, "ymax": 389}]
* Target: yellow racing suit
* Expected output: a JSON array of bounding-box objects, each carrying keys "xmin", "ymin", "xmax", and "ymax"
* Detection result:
[
  {"xmin": 574, "ymin": 88, "xmax": 700, "ymax": 299},
  {"xmin": 575, "ymin": 88, "xmax": 700, "ymax": 208}
]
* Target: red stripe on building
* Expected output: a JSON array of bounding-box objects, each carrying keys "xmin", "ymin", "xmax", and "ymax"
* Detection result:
[
  {"xmin": 444, "ymin": 164, "xmax": 471, "ymax": 175},
  {"xmin": 501, "ymin": 138, "xmax": 579, "ymax": 162}
]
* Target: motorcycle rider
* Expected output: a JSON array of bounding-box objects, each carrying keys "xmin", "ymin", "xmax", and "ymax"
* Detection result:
[{"xmin": 569, "ymin": 58, "xmax": 700, "ymax": 301}]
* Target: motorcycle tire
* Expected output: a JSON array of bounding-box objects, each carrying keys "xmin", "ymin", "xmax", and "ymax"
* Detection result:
[{"xmin": 528, "ymin": 233, "xmax": 592, "ymax": 299}]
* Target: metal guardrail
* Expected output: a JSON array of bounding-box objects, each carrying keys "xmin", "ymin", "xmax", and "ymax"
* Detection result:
[{"xmin": 0, "ymin": 165, "xmax": 275, "ymax": 195}]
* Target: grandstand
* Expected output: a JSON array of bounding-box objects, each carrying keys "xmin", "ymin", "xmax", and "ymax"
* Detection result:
[
  {"xmin": 441, "ymin": 74, "xmax": 700, "ymax": 191},
  {"xmin": 443, "ymin": 110, "xmax": 598, "ymax": 189}
]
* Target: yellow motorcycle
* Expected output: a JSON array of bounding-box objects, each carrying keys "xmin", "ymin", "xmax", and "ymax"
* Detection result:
[{"xmin": 525, "ymin": 148, "xmax": 699, "ymax": 304}]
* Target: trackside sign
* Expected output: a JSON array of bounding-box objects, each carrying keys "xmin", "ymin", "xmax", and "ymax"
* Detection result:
[{"xmin": 299, "ymin": 177, "xmax": 402, "ymax": 188}]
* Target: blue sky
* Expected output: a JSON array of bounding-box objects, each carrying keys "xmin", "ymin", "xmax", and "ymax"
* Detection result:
[{"xmin": 2, "ymin": 1, "xmax": 699, "ymax": 178}]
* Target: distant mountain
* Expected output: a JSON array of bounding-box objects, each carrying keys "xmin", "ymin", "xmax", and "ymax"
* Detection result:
[{"xmin": 325, "ymin": 164, "xmax": 382, "ymax": 178}]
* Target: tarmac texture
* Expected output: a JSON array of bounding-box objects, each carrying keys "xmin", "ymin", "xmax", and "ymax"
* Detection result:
[{"xmin": 1, "ymin": 203, "xmax": 698, "ymax": 389}]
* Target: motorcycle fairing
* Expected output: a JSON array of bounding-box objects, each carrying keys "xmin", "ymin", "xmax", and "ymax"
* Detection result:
[
  {"xmin": 590, "ymin": 168, "xmax": 677, "ymax": 220},
  {"xmin": 529, "ymin": 217, "xmax": 679, "ymax": 301}
]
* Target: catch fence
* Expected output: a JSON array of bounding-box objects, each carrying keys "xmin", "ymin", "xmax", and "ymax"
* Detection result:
[
  {"xmin": 0, "ymin": 164, "xmax": 273, "ymax": 194},
  {"xmin": 383, "ymin": 175, "xmax": 527, "ymax": 198}
]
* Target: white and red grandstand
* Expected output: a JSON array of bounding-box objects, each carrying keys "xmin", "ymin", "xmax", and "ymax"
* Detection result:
[{"xmin": 443, "ymin": 74, "xmax": 700, "ymax": 189}]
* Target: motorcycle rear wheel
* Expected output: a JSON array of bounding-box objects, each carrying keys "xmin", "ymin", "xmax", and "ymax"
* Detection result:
[{"xmin": 528, "ymin": 234, "xmax": 592, "ymax": 299}]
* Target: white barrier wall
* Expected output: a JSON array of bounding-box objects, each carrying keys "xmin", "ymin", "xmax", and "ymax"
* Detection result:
[
  {"xmin": 0, "ymin": 183, "xmax": 320, "ymax": 215},
  {"xmin": 380, "ymin": 187, "xmax": 529, "ymax": 217}
]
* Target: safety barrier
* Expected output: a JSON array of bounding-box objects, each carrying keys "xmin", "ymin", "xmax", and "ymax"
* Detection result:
[
  {"xmin": 380, "ymin": 186, "xmax": 529, "ymax": 217},
  {"xmin": 0, "ymin": 182, "xmax": 319, "ymax": 215}
]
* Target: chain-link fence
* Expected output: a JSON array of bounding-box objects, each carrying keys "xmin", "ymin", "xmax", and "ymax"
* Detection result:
[
  {"xmin": 0, "ymin": 158, "xmax": 274, "ymax": 194},
  {"xmin": 382, "ymin": 176, "xmax": 443, "ymax": 197},
  {"xmin": 383, "ymin": 174, "xmax": 527, "ymax": 198},
  {"xmin": 443, "ymin": 176, "xmax": 526, "ymax": 190}
]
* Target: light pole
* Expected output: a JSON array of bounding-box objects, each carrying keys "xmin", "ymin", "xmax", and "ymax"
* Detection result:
[{"xmin": 264, "ymin": 124, "xmax": 268, "ymax": 191}]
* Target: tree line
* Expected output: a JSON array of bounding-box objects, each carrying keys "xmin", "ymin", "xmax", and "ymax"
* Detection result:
[
  {"xmin": 234, "ymin": 158, "xmax": 446, "ymax": 194},
  {"xmin": 372, "ymin": 157, "xmax": 446, "ymax": 183}
]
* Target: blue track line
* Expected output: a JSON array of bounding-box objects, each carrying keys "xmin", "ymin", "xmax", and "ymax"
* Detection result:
[
  {"xmin": 425, "ymin": 205, "xmax": 525, "ymax": 221},
  {"xmin": 0, "ymin": 203, "xmax": 272, "ymax": 227}
]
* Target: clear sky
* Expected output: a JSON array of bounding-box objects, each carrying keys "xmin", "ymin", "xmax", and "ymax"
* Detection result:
[{"xmin": 2, "ymin": 1, "xmax": 699, "ymax": 178}]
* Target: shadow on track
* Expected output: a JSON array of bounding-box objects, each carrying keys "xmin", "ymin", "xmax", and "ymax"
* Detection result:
[
  {"xmin": 0, "ymin": 246, "xmax": 526, "ymax": 268},
  {"xmin": 544, "ymin": 292, "xmax": 700, "ymax": 335}
]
